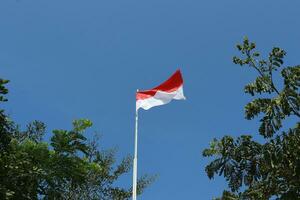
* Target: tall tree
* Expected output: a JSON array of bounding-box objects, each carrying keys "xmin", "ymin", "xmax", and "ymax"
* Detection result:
[
  {"xmin": 203, "ymin": 38, "xmax": 300, "ymax": 200},
  {"xmin": 0, "ymin": 78, "xmax": 11, "ymax": 151},
  {"xmin": 0, "ymin": 78, "xmax": 154, "ymax": 200}
]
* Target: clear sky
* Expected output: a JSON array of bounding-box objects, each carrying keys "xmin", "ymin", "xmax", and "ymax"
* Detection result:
[{"xmin": 1, "ymin": 0, "xmax": 300, "ymax": 199}]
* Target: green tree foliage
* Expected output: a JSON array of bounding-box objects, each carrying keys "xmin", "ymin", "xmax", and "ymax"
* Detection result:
[
  {"xmin": 0, "ymin": 80, "xmax": 153, "ymax": 199},
  {"xmin": 0, "ymin": 79, "xmax": 11, "ymax": 151},
  {"xmin": 203, "ymin": 38, "xmax": 300, "ymax": 200}
]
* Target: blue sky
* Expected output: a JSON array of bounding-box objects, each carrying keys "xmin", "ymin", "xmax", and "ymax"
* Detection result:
[{"xmin": 1, "ymin": 0, "xmax": 300, "ymax": 199}]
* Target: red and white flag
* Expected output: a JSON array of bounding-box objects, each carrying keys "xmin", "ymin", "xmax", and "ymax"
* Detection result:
[{"xmin": 136, "ymin": 70, "xmax": 185, "ymax": 110}]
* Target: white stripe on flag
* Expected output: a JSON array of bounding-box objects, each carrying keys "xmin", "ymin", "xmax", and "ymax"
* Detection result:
[{"xmin": 136, "ymin": 86, "xmax": 185, "ymax": 110}]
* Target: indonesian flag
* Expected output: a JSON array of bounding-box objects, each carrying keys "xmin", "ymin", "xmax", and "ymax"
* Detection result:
[{"xmin": 136, "ymin": 70, "xmax": 185, "ymax": 110}]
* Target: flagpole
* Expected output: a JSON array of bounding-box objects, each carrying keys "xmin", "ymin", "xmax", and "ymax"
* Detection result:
[{"xmin": 132, "ymin": 89, "xmax": 139, "ymax": 200}]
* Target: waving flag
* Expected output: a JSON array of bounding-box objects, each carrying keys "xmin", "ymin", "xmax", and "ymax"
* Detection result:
[{"xmin": 136, "ymin": 70, "xmax": 185, "ymax": 110}]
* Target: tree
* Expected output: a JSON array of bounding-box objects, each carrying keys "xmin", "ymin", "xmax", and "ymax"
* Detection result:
[
  {"xmin": 0, "ymin": 78, "xmax": 154, "ymax": 199},
  {"xmin": 0, "ymin": 78, "xmax": 11, "ymax": 152},
  {"xmin": 203, "ymin": 38, "xmax": 300, "ymax": 200}
]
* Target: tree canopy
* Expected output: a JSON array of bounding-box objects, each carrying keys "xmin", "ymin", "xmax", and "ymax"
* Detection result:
[
  {"xmin": 0, "ymin": 78, "xmax": 153, "ymax": 199},
  {"xmin": 203, "ymin": 38, "xmax": 300, "ymax": 200}
]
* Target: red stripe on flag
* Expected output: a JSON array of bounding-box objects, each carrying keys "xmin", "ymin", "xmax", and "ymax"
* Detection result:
[{"xmin": 136, "ymin": 70, "xmax": 183, "ymax": 100}]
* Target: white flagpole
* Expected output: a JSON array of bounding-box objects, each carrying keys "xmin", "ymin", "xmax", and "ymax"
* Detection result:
[{"xmin": 132, "ymin": 89, "xmax": 139, "ymax": 200}]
